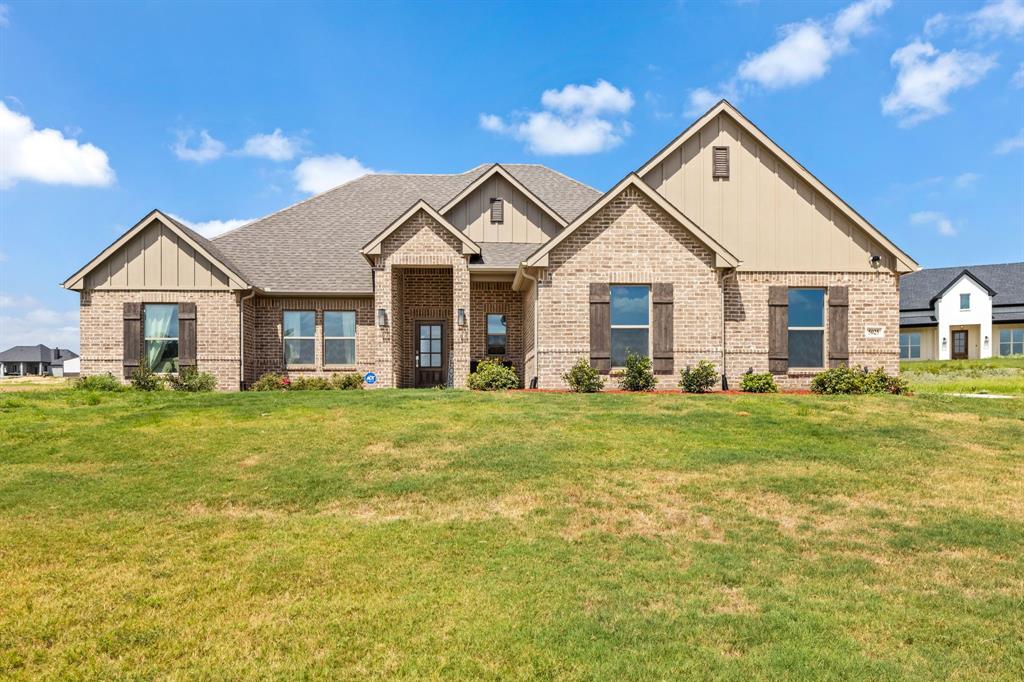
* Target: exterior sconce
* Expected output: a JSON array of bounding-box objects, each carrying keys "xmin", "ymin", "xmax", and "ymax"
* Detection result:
[
  {"xmin": 377, "ymin": 308, "xmax": 388, "ymax": 327},
  {"xmin": 869, "ymin": 255, "xmax": 881, "ymax": 268},
  {"xmin": 942, "ymin": 336, "xmax": 947, "ymax": 347},
  {"xmin": 984, "ymin": 335, "xmax": 989, "ymax": 346},
  {"xmin": 457, "ymin": 308, "xmax": 467, "ymax": 327}
]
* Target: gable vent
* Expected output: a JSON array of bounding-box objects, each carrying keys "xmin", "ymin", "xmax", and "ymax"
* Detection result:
[
  {"xmin": 490, "ymin": 197, "xmax": 504, "ymax": 224},
  {"xmin": 712, "ymin": 146, "xmax": 729, "ymax": 179}
]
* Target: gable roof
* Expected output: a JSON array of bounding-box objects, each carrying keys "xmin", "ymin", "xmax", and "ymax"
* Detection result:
[
  {"xmin": 361, "ymin": 200, "xmax": 480, "ymax": 257},
  {"xmin": 0, "ymin": 344, "xmax": 78, "ymax": 363},
  {"xmin": 900, "ymin": 262, "xmax": 1023, "ymax": 311},
  {"xmin": 524, "ymin": 173, "xmax": 740, "ymax": 268},
  {"xmin": 212, "ymin": 164, "xmax": 600, "ymax": 293},
  {"xmin": 438, "ymin": 163, "xmax": 569, "ymax": 227},
  {"xmin": 62, "ymin": 210, "xmax": 250, "ymax": 290},
  {"xmin": 637, "ymin": 100, "xmax": 919, "ymax": 274}
]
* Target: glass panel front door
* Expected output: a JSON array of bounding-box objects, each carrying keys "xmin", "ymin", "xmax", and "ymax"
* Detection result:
[
  {"xmin": 952, "ymin": 329, "xmax": 968, "ymax": 359},
  {"xmin": 415, "ymin": 322, "xmax": 446, "ymax": 387}
]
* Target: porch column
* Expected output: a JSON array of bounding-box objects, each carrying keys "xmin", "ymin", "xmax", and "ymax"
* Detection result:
[
  {"xmin": 452, "ymin": 260, "xmax": 471, "ymax": 388},
  {"xmin": 373, "ymin": 265, "xmax": 396, "ymax": 389}
]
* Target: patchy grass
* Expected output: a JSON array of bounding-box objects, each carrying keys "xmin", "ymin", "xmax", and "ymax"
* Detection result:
[
  {"xmin": 902, "ymin": 356, "xmax": 1024, "ymax": 395},
  {"xmin": 1, "ymin": 388, "xmax": 1022, "ymax": 679}
]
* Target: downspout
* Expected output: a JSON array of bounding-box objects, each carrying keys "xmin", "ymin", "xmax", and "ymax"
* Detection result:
[
  {"xmin": 720, "ymin": 267, "xmax": 738, "ymax": 391},
  {"xmin": 239, "ymin": 288, "xmax": 257, "ymax": 390},
  {"xmin": 520, "ymin": 267, "xmax": 540, "ymax": 389}
]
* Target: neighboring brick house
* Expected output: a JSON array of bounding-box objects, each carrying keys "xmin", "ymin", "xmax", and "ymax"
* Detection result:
[{"xmin": 63, "ymin": 101, "xmax": 918, "ymax": 391}]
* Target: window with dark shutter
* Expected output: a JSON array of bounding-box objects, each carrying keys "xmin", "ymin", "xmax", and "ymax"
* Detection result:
[
  {"xmin": 827, "ymin": 286, "xmax": 849, "ymax": 368},
  {"xmin": 589, "ymin": 283, "xmax": 611, "ymax": 373},
  {"xmin": 490, "ymin": 198, "xmax": 504, "ymax": 224},
  {"xmin": 767, "ymin": 286, "xmax": 788, "ymax": 374},
  {"xmin": 123, "ymin": 302, "xmax": 142, "ymax": 378},
  {"xmin": 712, "ymin": 146, "xmax": 729, "ymax": 179}
]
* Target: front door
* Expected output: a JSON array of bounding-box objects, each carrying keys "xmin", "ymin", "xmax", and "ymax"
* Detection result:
[
  {"xmin": 415, "ymin": 321, "xmax": 446, "ymax": 387},
  {"xmin": 952, "ymin": 329, "xmax": 969, "ymax": 359}
]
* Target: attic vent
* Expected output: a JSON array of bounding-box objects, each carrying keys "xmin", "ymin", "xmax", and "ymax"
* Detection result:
[
  {"xmin": 712, "ymin": 146, "xmax": 729, "ymax": 179},
  {"xmin": 490, "ymin": 198, "xmax": 504, "ymax": 224}
]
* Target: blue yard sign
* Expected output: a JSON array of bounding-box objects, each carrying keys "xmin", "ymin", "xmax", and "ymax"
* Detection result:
[{"xmin": 364, "ymin": 372, "xmax": 377, "ymax": 385}]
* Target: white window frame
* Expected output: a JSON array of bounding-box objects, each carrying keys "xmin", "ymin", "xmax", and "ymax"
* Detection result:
[
  {"xmin": 899, "ymin": 332, "xmax": 921, "ymax": 360},
  {"xmin": 283, "ymin": 310, "xmax": 315, "ymax": 367},
  {"xmin": 960, "ymin": 293, "xmax": 971, "ymax": 310},
  {"xmin": 999, "ymin": 328, "xmax": 1024, "ymax": 356},
  {"xmin": 610, "ymin": 284, "xmax": 652, "ymax": 369},
  {"xmin": 323, "ymin": 310, "xmax": 357, "ymax": 367},
  {"xmin": 787, "ymin": 288, "xmax": 826, "ymax": 369}
]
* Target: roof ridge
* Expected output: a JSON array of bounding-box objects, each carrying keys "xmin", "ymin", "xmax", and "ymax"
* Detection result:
[{"xmin": 503, "ymin": 163, "xmax": 602, "ymax": 194}]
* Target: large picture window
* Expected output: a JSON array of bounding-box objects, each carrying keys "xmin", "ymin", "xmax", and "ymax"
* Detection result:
[
  {"xmin": 610, "ymin": 285, "xmax": 650, "ymax": 367},
  {"xmin": 144, "ymin": 304, "xmax": 179, "ymax": 373},
  {"xmin": 283, "ymin": 310, "xmax": 315, "ymax": 365},
  {"xmin": 788, "ymin": 289, "xmax": 825, "ymax": 368},
  {"xmin": 899, "ymin": 332, "xmax": 921, "ymax": 360},
  {"xmin": 324, "ymin": 311, "xmax": 356, "ymax": 365},
  {"xmin": 1000, "ymin": 328, "xmax": 1023, "ymax": 356},
  {"xmin": 486, "ymin": 314, "xmax": 507, "ymax": 355}
]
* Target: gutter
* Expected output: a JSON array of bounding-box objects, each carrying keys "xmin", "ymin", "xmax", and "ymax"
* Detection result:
[
  {"xmin": 238, "ymin": 288, "xmax": 257, "ymax": 390},
  {"xmin": 720, "ymin": 267, "xmax": 738, "ymax": 391},
  {"xmin": 519, "ymin": 265, "xmax": 541, "ymax": 389}
]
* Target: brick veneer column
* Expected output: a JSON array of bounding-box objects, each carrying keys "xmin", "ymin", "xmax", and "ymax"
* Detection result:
[{"xmin": 451, "ymin": 262, "xmax": 471, "ymax": 388}]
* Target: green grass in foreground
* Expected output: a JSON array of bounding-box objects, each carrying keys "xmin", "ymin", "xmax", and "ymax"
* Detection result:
[
  {"xmin": 1, "ymin": 388, "xmax": 1022, "ymax": 679},
  {"xmin": 901, "ymin": 356, "xmax": 1024, "ymax": 395}
]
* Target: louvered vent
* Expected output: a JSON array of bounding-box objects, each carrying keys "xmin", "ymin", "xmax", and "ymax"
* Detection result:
[
  {"xmin": 712, "ymin": 146, "xmax": 729, "ymax": 179},
  {"xmin": 490, "ymin": 198, "xmax": 504, "ymax": 224}
]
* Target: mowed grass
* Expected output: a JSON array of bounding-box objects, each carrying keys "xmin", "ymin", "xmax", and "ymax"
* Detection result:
[
  {"xmin": 1, "ymin": 388, "xmax": 1022, "ymax": 679},
  {"xmin": 902, "ymin": 356, "xmax": 1024, "ymax": 395}
]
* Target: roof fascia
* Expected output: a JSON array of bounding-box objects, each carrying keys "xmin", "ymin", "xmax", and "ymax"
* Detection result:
[
  {"xmin": 929, "ymin": 269, "xmax": 998, "ymax": 306},
  {"xmin": 438, "ymin": 163, "xmax": 568, "ymax": 227},
  {"xmin": 361, "ymin": 200, "xmax": 481, "ymax": 257}
]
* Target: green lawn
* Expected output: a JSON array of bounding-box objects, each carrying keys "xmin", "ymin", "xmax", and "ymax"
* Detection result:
[
  {"xmin": 1, "ymin": 388, "xmax": 1022, "ymax": 679},
  {"xmin": 902, "ymin": 356, "xmax": 1024, "ymax": 395}
]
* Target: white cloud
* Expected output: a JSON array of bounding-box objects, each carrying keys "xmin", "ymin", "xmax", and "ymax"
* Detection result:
[
  {"xmin": 169, "ymin": 214, "xmax": 256, "ymax": 239},
  {"xmin": 1012, "ymin": 63, "xmax": 1024, "ymax": 88},
  {"xmin": 0, "ymin": 306, "xmax": 80, "ymax": 352},
  {"xmin": 480, "ymin": 80, "xmax": 634, "ymax": 155},
  {"xmin": 0, "ymin": 4, "xmax": 9, "ymax": 27},
  {"xmin": 881, "ymin": 41, "xmax": 996, "ymax": 126},
  {"xmin": 923, "ymin": 13, "xmax": 950, "ymax": 38},
  {"xmin": 685, "ymin": 85, "xmax": 737, "ymax": 117},
  {"xmin": 241, "ymin": 129, "xmax": 303, "ymax": 161},
  {"xmin": 994, "ymin": 129, "xmax": 1024, "ymax": 153},
  {"xmin": 910, "ymin": 210, "xmax": 957, "ymax": 236},
  {"xmin": 172, "ymin": 129, "xmax": 226, "ymax": 163},
  {"xmin": 0, "ymin": 292, "xmax": 39, "ymax": 308},
  {"xmin": 0, "ymin": 101, "xmax": 115, "ymax": 189},
  {"xmin": 953, "ymin": 172, "xmax": 980, "ymax": 188},
  {"xmin": 832, "ymin": 0, "xmax": 892, "ymax": 43},
  {"xmin": 970, "ymin": 0, "xmax": 1024, "ymax": 38},
  {"xmin": 293, "ymin": 155, "xmax": 374, "ymax": 194}
]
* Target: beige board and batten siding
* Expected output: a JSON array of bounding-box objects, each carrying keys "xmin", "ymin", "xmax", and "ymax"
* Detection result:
[
  {"xmin": 445, "ymin": 173, "xmax": 561, "ymax": 244},
  {"xmin": 82, "ymin": 219, "xmax": 237, "ymax": 290},
  {"xmin": 642, "ymin": 111, "xmax": 895, "ymax": 273}
]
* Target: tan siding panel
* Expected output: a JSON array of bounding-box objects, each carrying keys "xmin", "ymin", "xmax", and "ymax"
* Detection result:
[{"xmin": 445, "ymin": 176, "xmax": 558, "ymax": 244}]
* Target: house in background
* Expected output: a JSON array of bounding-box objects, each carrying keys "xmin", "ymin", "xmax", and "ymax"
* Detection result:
[
  {"xmin": 898, "ymin": 262, "xmax": 1024, "ymax": 360},
  {"xmin": 0, "ymin": 345, "xmax": 79, "ymax": 378},
  {"xmin": 63, "ymin": 100, "xmax": 918, "ymax": 391}
]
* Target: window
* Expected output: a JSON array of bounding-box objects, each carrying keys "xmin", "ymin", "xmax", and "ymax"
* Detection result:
[
  {"xmin": 1000, "ymin": 328, "xmax": 1024, "ymax": 356},
  {"xmin": 610, "ymin": 285, "xmax": 650, "ymax": 367},
  {"xmin": 324, "ymin": 311, "xmax": 356, "ymax": 365},
  {"xmin": 283, "ymin": 310, "xmax": 315, "ymax": 365},
  {"xmin": 960, "ymin": 293, "xmax": 970, "ymax": 310},
  {"xmin": 788, "ymin": 289, "xmax": 825, "ymax": 368},
  {"xmin": 486, "ymin": 314, "xmax": 507, "ymax": 355},
  {"xmin": 712, "ymin": 146, "xmax": 729, "ymax": 178},
  {"xmin": 490, "ymin": 198, "xmax": 504, "ymax": 224},
  {"xmin": 144, "ymin": 304, "xmax": 179, "ymax": 373},
  {"xmin": 899, "ymin": 332, "xmax": 921, "ymax": 360}
]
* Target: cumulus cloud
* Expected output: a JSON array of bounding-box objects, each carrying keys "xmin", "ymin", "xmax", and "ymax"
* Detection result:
[
  {"xmin": 970, "ymin": 0, "xmax": 1024, "ymax": 38},
  {"xmin": 169, "ymin": 214, "xmax": 256, "ymax": 239},
  {"xmin": 994, "ymin": 129, "xmax": 1024, "ymax": 154},
  {"xmin": 480, "ymin": 79, "xmax": 634, "ymax": 155},
  {"xmin": 241, "ymin": 129, "xmax": 304, "ymax": 161},
  {"xmin": 172, "ymin": 129, "xmax": 226, "ymax": 163},
  {"xmin": 0, "ymin": 298, "xmax": 79, "ymax": 352},
  {"xmin": 910, "ymin": 210, "xmax": 957, "ymax": 236},
  {"xmin": 953, "ymin": 172, "xmax": 980, "ymax": 188},
  {"xmin": 0, "ymin": 101, "xmax": 115, "ymax": 189},
  {"xmin": 293, "ymin": 155, "xmax": 374, "ymax": 194},
  {"xmin": 881, "ymin": 41, "xmax": 996, "ymax": 127}
]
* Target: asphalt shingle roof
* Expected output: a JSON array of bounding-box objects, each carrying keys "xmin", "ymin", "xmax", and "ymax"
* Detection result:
[
  {"xmin": 0, "ymin": 344, "xmax": 78, "ymax": 363},
  {"xmin": 899, "ymin": 262, "xmax": 1024, "ymax": 311},
  {"xmin": 212, "ymin": 164, "xmax": 601, "ymax": 293}
]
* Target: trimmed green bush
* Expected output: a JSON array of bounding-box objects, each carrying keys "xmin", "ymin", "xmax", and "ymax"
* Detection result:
[
  {"xmin": 331, "ymin": 373, "xmax": 364, "ymax": 390},
  {"xmin": 168, "ymin": 367, "xmax": 217, "ymax": 392},
  {"xmin": 811, "ymin": 366, "xmax": 909, "ymax": 395},
  {"xmin": 289, "ymin": 376, "xmax": 333, "ymax": 391},
  {"xmin": 73, "ymin": 373, "xmax": 124, "ymax": 392},
  {"xmin": 740, "ymin": 372, "xmax": 778, "ymax": 393},
  {"xmin": 618, "ymin": 352, "xmax": 657, "ymax": 392},
  {"xmin": 129, "ymin": 362, "xmax": 163, "ymax": 391},
  {"xmin": 562, "ymin": 358, "xmax": 605, "ymax": 393},
  {"xmin": 467, "ymin": 360, "xmax": 519, "ymax": 391},
  {"xmin": 862, "ymin": 367, "xmax": 910, "ymax": 395},
  {"xmin": 252, "ymin": 373, "xmax": 288, "ymax": 391},
  {"xmin": 679, "ymin": 360, "xmax": 718, "ymax": 393}
]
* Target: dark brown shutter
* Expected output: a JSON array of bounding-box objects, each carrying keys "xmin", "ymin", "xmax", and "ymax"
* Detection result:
[
  {"xmin": 178, "ymin": 302, "xmax": 197, "ymax": 368},
  {"xmin": 768, "ymin": 286, "xmax": 788, "ymax": 374},
  {"xmin": 713, "ymin": 146, "xmax": 729, "ymax": 178},
  {"xmin": 123, "ymin": 302, "xmax": 142, "ymax": 378},
  {"xmin": 490, "ymin": 198, "xmax": 504, "ymax": 224},
  {"xmin": 652, "ymin": 283, "xmax": 674, "ymax": 375},
  {"xmin": 828, "ymin": 286, "xmax": 849, "ymax": 368},
  {"xmin": 589, "ymin": 283, "xmax": 611, "ymax": 373}
]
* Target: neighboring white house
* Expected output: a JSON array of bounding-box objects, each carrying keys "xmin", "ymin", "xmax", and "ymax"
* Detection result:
[{"xmin": 899, "ymin": 263, "xmax": 1024, "ymax": 361}]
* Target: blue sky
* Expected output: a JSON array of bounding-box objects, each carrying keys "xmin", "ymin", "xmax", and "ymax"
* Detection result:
[{"xmin": 1, "ymin": 0, "xmax": 1022, "ymax": 351}]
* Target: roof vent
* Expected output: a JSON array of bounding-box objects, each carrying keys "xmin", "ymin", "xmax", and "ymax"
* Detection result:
[
  {"xmin": 490, "ymin": 198, "xmax": 504, "ymax": 224},
  {"xmin": 712, "ymin": 146, "xmax": 729, "ymax": 179}
]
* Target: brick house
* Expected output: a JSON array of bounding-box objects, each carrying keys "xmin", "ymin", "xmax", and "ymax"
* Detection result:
[{"xmin": 63, "ymin": 101, "xmax": 918, "ymax": 391}]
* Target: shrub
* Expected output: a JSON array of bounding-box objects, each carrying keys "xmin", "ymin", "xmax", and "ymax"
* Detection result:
[
  {"xmin": 618, "ymin": 352, "xmax": 657, "ymax": 392},
  {"xmin": 562, "ymin": 358, "xmax": 604, "ymax": 393},
  {"xmin": 168, "ymin": 366, "xmax": 217, "ymax": 392},
  {"xmin": 331, "ymin": 372, "xmax": 364, "ymax": 390},
  {"xmin": 73, "ymin": 373, "xmax": 124, "ymax": 392},
  {"xmin": 679, "ymin": 360, "xmax": 718, "ymax": 393},
  {"xmin": 130, "ymin": 362, "xmax": 163, "ymax": 391},
  {"xmin": 740, "ymin": 371, "xmax": 778, "ymax": 393},
  {"xmin": 862, "ymin": 367, "xmax": 910, "ymax": 395},
  {"xmin": 810, "ymin": 365, "xmax": 909, "ymax": 395},
  {"xmin": 252, "ymin": 372, "xmax": 289, "ymax": 391},
  {"xmin": 289, "ymin": 376, "xmax": 333, "ymax": 391},
  {"xmin": 467, "ymin": 359, "xmax": 519, "ymax": 391}
]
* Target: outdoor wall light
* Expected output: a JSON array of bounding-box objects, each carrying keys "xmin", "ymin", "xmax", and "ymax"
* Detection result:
[
  {"xmin": 377, "ymin": 308, "xmax": 388, "ymax": 327},
  {"xmin": 984, "ymin": 335, "xmax": 989, "ymax": 346},
  {"xmin": 869, "ymin": 255, "xmax": 882, "ymax": 267},
  {"xmin": 457, "ymin": 308, "xmax": 467, "ymax": 327},
  {"xmin": 942, "ymin": 336, "xmax": 947, "ymax": 346}
]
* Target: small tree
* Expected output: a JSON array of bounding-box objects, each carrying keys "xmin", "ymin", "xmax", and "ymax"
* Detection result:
[
  {"xmin": 563, "ymin": 358, "xmax": 605, "ymax": 393},
  {"xmin": 679, "ymin": 360, "xmax": 718, "ymax": 393},
  {"xmin": 618, "ymin": 352, "xmax": 657, "ymax": 392}
]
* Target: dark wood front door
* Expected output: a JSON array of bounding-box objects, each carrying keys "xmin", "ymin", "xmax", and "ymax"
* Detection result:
[
  {"xmin": 952, "ymin": 329, "xmax": 969, "ymax": 359},
  {"xmin": 415, "ymin": 321, "xmax": 446, "ymax": 387}
]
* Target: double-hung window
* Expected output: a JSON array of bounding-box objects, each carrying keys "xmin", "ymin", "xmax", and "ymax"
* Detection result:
[
  {"xmin": 324, "ymin": 311, "xmax": 356, "ymax": 365},
  {"xmin": 144, "ymin": 304, "xmax": 179, "ymax": 372},
  {"xmin": 610, "ymin": 285, "xmax": 650, "ymax": 367},
  {"xmin": 899, "ymin": 332, "xmax": 921, "ymax": 360},
  {"xmin": 788, "ymin": 289, "xmax": 825, "ymax": 368},
  {"xmin": 486, "ymin": 314, "xmax": 507, "ymax": 355},
  {"xmin": 283, "ymin": 310, "xmax": 315, "ymax": 365},
  {"xmin": 1000, "ymin": 329, "xmax": 1024, "ymax": 356}
]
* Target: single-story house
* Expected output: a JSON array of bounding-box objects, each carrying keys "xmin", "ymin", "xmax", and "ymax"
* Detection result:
[
  {"xmin": 63, "ymin": 100, "xmax": 918, "ymax": 391},
  {"xmin": 0, "ymin": 345, "xmax": 79, "ymax": 378},
  {"xmin": 898, "ymin": 262, "xmax": 1024, "ymax": 360}
]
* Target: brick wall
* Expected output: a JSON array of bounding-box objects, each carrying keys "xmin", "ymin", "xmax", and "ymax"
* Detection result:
[
  {"xmin": 470, "ymin": 280, "xmax": 524, "ymax": 385},
  {"xmin": 397, "ymin": 268, "xmax": 453, "ymax": 388}
]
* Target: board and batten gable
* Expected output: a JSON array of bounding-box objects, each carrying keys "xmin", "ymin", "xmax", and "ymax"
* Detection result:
[
  {"xmin": 444, "ymin": 172, "xmax": 562, "ymax": 244},
  {"xmin": 641, "ymin": 110, "xmax": 897, "ymax": 273}
]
